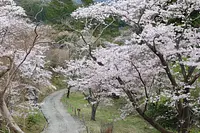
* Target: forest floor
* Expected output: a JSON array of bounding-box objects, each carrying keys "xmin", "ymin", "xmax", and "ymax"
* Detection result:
[{"xmin": 40, "ymin": 89, "xmax": 85, "ymax": 133}]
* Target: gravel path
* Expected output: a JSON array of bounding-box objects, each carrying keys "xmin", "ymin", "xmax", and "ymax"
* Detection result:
[{"xmin": 41, "ymin": 89, "xmax": 85, "ymax": 133}]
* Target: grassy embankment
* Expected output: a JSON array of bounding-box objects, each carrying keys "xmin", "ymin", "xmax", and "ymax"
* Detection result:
[
  {"xmin": 15, "ymin": 111, "xmax": 46, "ymax": 133},
  {"xmin": 0, "ymin": 74, "xmax": 66, "ymax": 133},
  {"xmin": 0, "ymin": 110, "xmax": 46, "ymax": 133},
  {"xmin": 62, "ymin": 92, "xmax": 159, "ymax": 133}
]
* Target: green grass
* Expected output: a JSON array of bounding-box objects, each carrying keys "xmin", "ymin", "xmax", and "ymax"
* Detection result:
[
  {"xmin": 0, "ymin": 110, "xmax": 46, "ymax": 133},
  {"xmin": 14, "ymin": 110, "xmax": 46, "ymax": 133},
  {"xmin": 61, "ymin": 92, "xmax": 159, "ymax": 133}
]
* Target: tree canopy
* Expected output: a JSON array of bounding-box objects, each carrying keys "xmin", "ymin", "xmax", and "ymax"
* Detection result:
[{"xmin": 62, "ymin": 0, "xmax": 200, "ymax": 133}]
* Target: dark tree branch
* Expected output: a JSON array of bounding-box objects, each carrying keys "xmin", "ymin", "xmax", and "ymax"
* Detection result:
[
  {"xmin": 186, "ymin": 66, "xmax": 196, "ymax": 81},
  {"xmin": 116, "ymin": 76, "xmax": 125, "ymax": 85},
  {"xmin": 129, "ymin": 61, "xmax": 148, "ymax": 99},
  {"xmin": 174, "ymin": 21, "xmax": 188, "ymax": 82},
  {"xmin": 177, "ymin": 54, "xmax": 187, "ymax": 82},
  {"xmin": 125, "ymin": 89, "xmax": 173, "ymax": 133},
  {"xmin": 188, "ymin": 72, "xmax": 200, "ymax": 85},
  {"xmin": 146, "ymin": 41, "xmax": 177, "ymax": 87}
]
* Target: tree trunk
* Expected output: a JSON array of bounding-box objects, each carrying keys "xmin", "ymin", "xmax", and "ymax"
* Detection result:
[
  {"xmin": 0, "ymin": 96, "xmax": 24, "ymax": 133},
  {"xmin": 125, "ymin": 90, "xmax": 173, "ymax": 133},
  {"xmin": 181, "ymin": 106, "xmax": 190, "ymax": 133},
  {"xmin": 66, "ymin": 86, "xmax": 71, "ymax": 98},
  {"xmin": 91, "ymin": 104, "xmax": 97, "ymax": 121},
  {"xmin": 179, "ymin": 99, "xmax": 190, "ymax": 133},
  {"xmin": 135, "ymin": 107, "xmax": 173, "ymax": 133}
]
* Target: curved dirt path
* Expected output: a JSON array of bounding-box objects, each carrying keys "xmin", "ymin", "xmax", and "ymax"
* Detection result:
[{"xmin": 41, "ymin": 89, "xmax": 85, "ymax": 133}]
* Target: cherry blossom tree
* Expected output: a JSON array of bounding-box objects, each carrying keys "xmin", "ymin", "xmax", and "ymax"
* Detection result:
[
  {"xmin": 69, "ymin": 0, "xmax": 200, "ymax": 132},
  {"xmin": 54, "ymin": 61, "xmax": 107, "ymax": 121},
  {"xmin": 0, "ymin": 1, "xmax": 52, "ymax": 133}
]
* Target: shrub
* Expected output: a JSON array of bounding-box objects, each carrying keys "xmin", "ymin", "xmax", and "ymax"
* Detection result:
[{"xmin": 146, "ymin": 101, "xmax": 178, "ymax": 130}]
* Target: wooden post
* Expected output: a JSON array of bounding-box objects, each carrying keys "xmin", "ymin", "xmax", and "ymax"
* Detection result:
[
  {"xmin": 74, "ymin": 108, "xmax": 76, "ymax": 116},
  {"xmin": 86, "ymin": 126, "xmax": 89, "ymax": 133},
  {"xmin": 77, "ymin": 108, "xmax": 81, "ymax": 117},
  {"xmin": 101, "ymin": 123, "xmax": 113, "ymax": 133}
]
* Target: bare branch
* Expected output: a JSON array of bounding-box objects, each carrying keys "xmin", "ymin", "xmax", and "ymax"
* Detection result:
[
  {"xmin": 128, "ymin": 60, "xmax": 149, "ymax": 99},
  {"xmin": 93, "ymin": 16, "xmax": 115, "ymax": 44},
  {"xmin": 178, "ymin": 55, "xmax": 187, "ymax": 81},
  {"xmin": 125, "ymin": 89, "xmax": 173, "ymax": 133},
  {"xmin": 146, "ymin": 41, "xmax": 178, "ymax": 87},
  {"xmin": 66, "ymin": 24, "xmax": 105, "ymax": 66},
  {"xmin": 174, "ymin": 20, "xmax": 188, "ymax": 82},
  {"xmin": 91, "ymin": 23, "xmax": 101, "ymax": 37},
  {"xmin": 186, "ymin": 66, "xmax": 196, "ymax": 80},
  {"xmin": 188, "ymin": 72, "xmax": 200, "ymax": 85},
  {"xmin": 2, "ymin": 25, "xmax": 39, "ymax": 95},
  {"xmin": 34, "ymin": 7, "xmax": 44, "ymax": 21}
]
